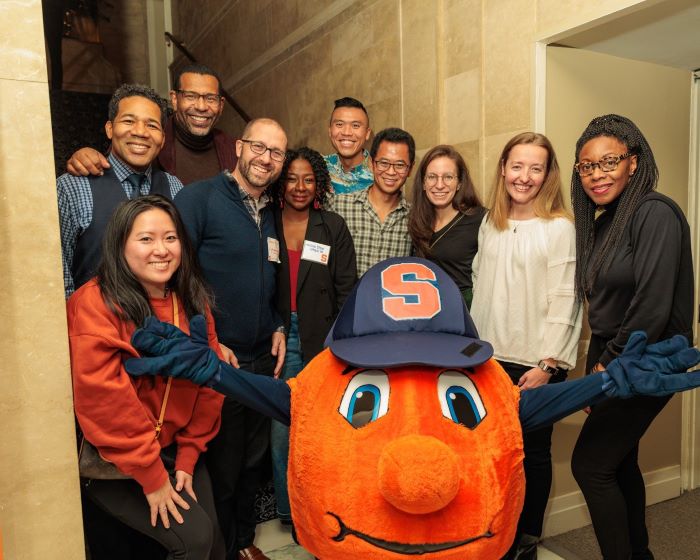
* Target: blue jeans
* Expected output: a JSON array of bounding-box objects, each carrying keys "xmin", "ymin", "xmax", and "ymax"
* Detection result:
[{"xmin": 270, "ymin": 313, "xmax": 305, "ymax": 521}]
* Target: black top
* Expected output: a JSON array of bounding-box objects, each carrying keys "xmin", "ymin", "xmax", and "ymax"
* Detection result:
[
  {"xmin": 428, "ymin": 207, "xmax": 486, "ymax": 292},
  {"xmin": 587, "ymin": 192, "xmax": 694, "ymax": 366}
]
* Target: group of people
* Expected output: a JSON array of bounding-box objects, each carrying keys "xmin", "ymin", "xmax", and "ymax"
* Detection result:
[{"xmin": 56, "ymin": 63, "xmax": 693, "ymax": 560}]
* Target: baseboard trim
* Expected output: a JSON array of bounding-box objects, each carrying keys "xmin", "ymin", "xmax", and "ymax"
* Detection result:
[{"xmin": 542, "ymin": 464, "xmax": 681, "ymax": 537}]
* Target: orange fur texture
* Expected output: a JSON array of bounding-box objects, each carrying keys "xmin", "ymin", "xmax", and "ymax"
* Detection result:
[{"xmin": 287, "ymin": 349, "xmax": 524, "ymax": 560}]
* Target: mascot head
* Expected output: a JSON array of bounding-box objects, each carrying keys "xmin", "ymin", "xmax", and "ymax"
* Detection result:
[{"xmin": 287, "ymin": 257, "xmax": 524, "ymax": 560}]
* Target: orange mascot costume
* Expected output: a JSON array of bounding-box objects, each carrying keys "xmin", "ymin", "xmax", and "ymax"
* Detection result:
[
  {"xmin": 287, "ymin": 351, "xmax": 524, "ymax": 559},
  {"xmin": 126, "ymin": 257, "xmax": 700, "ymax": 560},
  {"xmin": 287, "ymin": 259, "xmax": 524, "ymax": 558}
]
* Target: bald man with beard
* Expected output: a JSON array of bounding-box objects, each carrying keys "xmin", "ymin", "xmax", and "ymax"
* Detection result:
[{"xmin": 174, "ymin": 118, "xmax": 288, "ymax": 560}]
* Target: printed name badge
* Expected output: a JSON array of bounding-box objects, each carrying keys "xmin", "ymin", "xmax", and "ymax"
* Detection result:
[
  {"xmin": 301, "ymin": 240, "xmax": 331, "ymax": 265},
  {"xmin": 267, "ymin": 237, "xmax": 280, "ymax": 263}
]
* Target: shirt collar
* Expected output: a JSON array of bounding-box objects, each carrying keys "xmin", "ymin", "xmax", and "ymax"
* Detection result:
[
  {"xmin": 351, "ymin": 187, "xmax": 371, "ymax": 203},
  {"xmin": 359, "ymin": 149, "xmax": 372, "ymax": 171},
  {"xmin": 396, "ymin": 192, "xmax": 410, "ymax": 210},
  {"xmin": 225, "ymin": 170, "xmax": 271, "ymax": 206},
  {"xmin": 108, "ymin": 152, "xmax": 153, "ymax": 183},
  {"xmin": 328, "ymin": 149, "xmax": 371, "ymax": 173},
  {"xmin": 359, "ymin": 185, "xmax": 408, "ymax": 211}
]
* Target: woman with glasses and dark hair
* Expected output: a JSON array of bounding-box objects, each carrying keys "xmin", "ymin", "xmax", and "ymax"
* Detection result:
[
  {"xmin": 408, "ymin": 144, "xmax": 485, "ymax": 307},
  {"xmin": 68, "ymin": 195, "xmax": 225, "ymax": 559},
  {"xmin": 471, "ymin": 132, "xmax": 582, "ymax": 560},
  {"xmin": 570, "ymin": 114, "xmax": 693, "ymax": 560},
  {"xmin": 268, "ymin": 146, "xmax": 357, "ymax": 525}
]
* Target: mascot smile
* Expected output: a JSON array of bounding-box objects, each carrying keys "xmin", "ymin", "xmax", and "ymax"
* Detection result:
[{"xmin": 126, "ymin": 257, "xmax": 700, "ymax": 560}]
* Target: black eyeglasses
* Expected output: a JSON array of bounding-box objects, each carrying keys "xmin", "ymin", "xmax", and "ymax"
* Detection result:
[
  {"xmin": 374, "ymin": 159, "xmax": 410, "ymax": 174},
  {"xmin": 240, "ymin": 139, "xmax": 286, "ymax": 162},
  {"xmin": 574, "ymin": 153, "xmax": 632, "ymax": 177},
  {"xmin": 176, "ymin": 90, "xmax": 222, "ymax": 106}
]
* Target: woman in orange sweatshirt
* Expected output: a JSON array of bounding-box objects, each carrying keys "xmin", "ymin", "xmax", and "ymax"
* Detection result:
[{"xmin": 68, "ymin": 195, "xmax": 225, "ymax": 559}]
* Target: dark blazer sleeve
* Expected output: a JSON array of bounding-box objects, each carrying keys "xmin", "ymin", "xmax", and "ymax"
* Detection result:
[{"xmin": 326, "ymin": 211, "xmax": 358, "ymax": 309}]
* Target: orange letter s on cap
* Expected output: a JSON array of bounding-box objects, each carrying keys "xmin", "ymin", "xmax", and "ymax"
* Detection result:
[{"xmin": 381, "ymin": 263, "xmax": 441, "ymax": 320}]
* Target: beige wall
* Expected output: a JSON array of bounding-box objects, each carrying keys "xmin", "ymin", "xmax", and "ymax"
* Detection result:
[
  {"xmin": 545, "ymin": 46, "xmax": 691, "ymax": 501},
  {"xmin": 170, "ymin": 0, "xmax": 663, "ymax": 195},
  {"xmin": 546, "ymin": 46, "xmax": 691, "ymax": 213},
  {"xmin": 0, "ymin": 2, "xmax": 85, "ymax": 559}
]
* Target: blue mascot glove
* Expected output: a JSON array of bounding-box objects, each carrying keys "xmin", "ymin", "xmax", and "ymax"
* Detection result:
[
  {"xmin": 602, "ymin": 331, "xmax": 700, "ymax": 398},
  {"xmin": 125, "ymin": 315, "xmax": 220, "ymax": 385}
]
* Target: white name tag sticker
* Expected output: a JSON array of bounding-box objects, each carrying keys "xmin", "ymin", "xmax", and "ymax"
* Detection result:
[
  {"xmin": 301, "ymin": 240, "xmax": 331, "ymax": 265},
  {"xmin": 267, "ymin": 237, "xmax": 280, "ymax": 262}
]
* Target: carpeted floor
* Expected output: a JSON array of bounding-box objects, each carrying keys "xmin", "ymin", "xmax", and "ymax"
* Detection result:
[{"xmin": 542, "ymin": 489, "xmax": 700, "ymax": 559}]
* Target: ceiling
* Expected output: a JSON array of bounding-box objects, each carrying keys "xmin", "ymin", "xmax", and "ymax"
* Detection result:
[{"xmin": 556, "ymin": 0, "xmax": 700, "ymax": 72}]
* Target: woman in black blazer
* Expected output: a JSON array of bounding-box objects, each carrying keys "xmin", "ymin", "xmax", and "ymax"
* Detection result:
[{"xmin": 269, "ymin": 146, "xmax": 357, "ymax": 524}]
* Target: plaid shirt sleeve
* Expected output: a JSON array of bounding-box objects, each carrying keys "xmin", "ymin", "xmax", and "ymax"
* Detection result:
[
  {"xmin": 167, "ymin": 174, "xmax": 184, "ymax": 199},
  {"xmin": 56, "ymin": 173, "xmax": 93, "ymax": 299}
]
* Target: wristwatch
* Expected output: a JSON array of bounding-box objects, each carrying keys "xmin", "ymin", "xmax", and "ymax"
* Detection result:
[{"xmin": 537, "ymin": 360, "xmax": 559, "ymax": 375}]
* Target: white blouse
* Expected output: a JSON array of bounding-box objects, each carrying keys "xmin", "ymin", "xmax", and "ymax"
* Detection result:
[{"xmin": 471, "ymin": 215, "xmax": 582, "ymax": 369}]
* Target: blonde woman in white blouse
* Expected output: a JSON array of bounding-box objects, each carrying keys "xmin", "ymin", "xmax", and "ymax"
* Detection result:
[{"xmin": 471, "ymin": 132, "xmax": 582, "ymax": 560}]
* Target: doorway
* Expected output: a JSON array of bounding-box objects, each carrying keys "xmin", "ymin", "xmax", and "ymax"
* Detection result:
[{"xmin": 534, "ymin": 0, "xmax": 700, "ymax": 536}]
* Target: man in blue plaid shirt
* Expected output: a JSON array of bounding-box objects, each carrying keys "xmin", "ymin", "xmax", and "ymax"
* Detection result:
[{"xmin": 57, "ymin": 84, "xmax": 183, "ymax": 299}]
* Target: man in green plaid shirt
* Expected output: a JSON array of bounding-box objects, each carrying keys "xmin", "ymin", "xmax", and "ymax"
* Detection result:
[{"xmin": 327, "ymin": 128, "xmax": 414, "ymax": 276}]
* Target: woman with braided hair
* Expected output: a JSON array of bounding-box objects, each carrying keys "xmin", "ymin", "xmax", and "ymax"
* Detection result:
[{"xmin": 570, "ymin": 114, "xmax": 693, "ymax": 559}]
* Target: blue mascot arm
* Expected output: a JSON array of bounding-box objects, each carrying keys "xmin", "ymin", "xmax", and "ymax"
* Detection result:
[
  {"xmin": 124, "ymin": 315, "xmax": 291, "ymax": 426},
  {"xmin": 520, "ymin": 331, "xmax": 700, "ymax": 433},
  {"xmin": 208, "ymin": 364, "xmax": 291, "ymax": 426},
  {"xmin": 519, "ymin": 375, "xmax": 606, "ymax": 432}
]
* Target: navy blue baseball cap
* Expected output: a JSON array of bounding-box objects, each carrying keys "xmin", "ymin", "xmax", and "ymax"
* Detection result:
[{"xmin": 325, "ymin": 257, "xmax": 493, "ymax": 368}]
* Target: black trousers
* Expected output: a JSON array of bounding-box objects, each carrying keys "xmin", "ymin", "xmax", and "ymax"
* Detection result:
[
  {"xmin": 206, "ymin": 351, "xmax": 275, "ymax": 558},
  {"xmin": 501, "ymin": 361, "xmax": 567, "ymax": 539},
  {"xmin": 84, "ymin": 453, "xmax": 225, "ymax": 560},
  {"xmin": 82, "ymin": 488, "xmax": 166, "ymax": 560},
  {"xmin": 571, "ymin": 335, "xmax": 669, "ymax": 560}
]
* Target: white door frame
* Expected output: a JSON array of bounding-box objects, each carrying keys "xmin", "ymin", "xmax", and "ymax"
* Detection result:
[{"xmin": 682, "ymin": 70, "xmax": 700, "ymax": 490}]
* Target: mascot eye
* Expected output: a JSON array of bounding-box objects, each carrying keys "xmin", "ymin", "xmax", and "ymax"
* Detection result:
[
  {"xmin": 437, "ymin": 370, "xmax": 486, "ymax": 429},
  {"xmin": 339, "ymin": 370, "xmax": 390, "ymax": 428}
]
